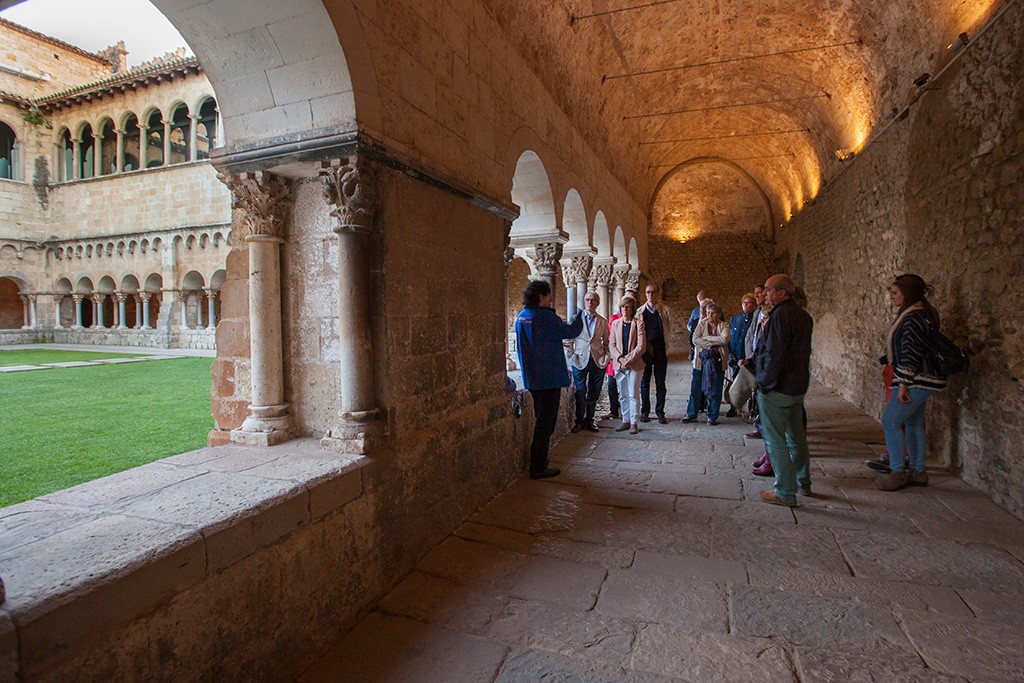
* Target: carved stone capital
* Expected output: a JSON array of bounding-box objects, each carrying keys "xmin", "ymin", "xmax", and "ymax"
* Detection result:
[
  {"xmin": 503, "ymin": 246, "xmax": 517, "ymax": 269},
  {"xmin": 219, "ymin": 171, "xmax": 293, "ymax": 240},
  {"xmin": 139, "ymin": 292, "xmax": 151, "ymax": 302},
  {"xmin": 625, "ymin": 274, "xmax": 641, "ymax": 292},
  {"xmin": 594, "ymin": 263, "xmax": 614, "ymax": 286},
  {"xmin": 52, "ymin": 294, "xmax": 64, "ymax": 305},
  {"xmin": 560, "ymin": 263, "xmax": 577, "ymax": 287},
  {"xmin": 613, "ymin": 267, "xmax": 630, "ymax": 288},
  {"xmin": 320, "ymin": 157, "xmax": 377, "ymax": 234},
  {"xmin": 532, "ymin": 242, "xmax": 562, "ymax": 274},
  {"xmin": 571, "ymin": 255, "xmax": 593, "ymax": 283}
]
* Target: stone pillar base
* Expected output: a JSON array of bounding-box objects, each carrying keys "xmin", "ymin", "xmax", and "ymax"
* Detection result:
[
  {"xmin": 230, "ymin": 404, "xmax": 292, "ymax": 446},
  {"xmin": 321, "ymin": 417, "xmax": 384, "ymax": 455}
]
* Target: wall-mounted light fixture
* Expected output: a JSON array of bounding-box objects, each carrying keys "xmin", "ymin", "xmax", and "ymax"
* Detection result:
[
  {"xmin": 947, "ymin": 32, "xmax": 970, "ymax": 53},
  {"xmin": 914, "ymin": 73, "xmax": 932, "ymax": 88},
  {"xmin": 834, "ymin": 149, "xmax": 856, "ymax": 161}
]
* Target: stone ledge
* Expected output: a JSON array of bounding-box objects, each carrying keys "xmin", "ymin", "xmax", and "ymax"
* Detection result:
[{"xmin": 0, "ymin": 438, "xmax": 366, "ymax": 678}]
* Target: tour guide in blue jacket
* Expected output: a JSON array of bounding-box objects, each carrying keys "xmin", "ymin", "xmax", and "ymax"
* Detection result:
[{"xmin": 516, "ymin": 279, "xmax": 583, "ymax": 480}]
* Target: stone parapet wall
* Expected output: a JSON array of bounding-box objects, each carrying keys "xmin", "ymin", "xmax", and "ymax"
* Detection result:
[{"xmin": 775, "ymin": 6, "xmax": 1024, "ymax": 517}]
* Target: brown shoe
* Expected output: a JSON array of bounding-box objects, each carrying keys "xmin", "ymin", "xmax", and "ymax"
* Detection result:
[
  {"xmin": 875, "ymin": 471, "xmax": 911, "ymax": 491},
  {"xmin": 759, "ymin": 490, "xmax": 798, "ymax": 507},
  {"xmin": 615, "ymin": 422, "xmax": 630, "ymax": 432},
  {"xmin": 909, "ymin": 469, "xmax": 929, "ymax": 486},
  {"xmin": 629, "ymin": 423, "xmax": 639, "ymax": 434},
  {"xmin": 657, "ymin": 415, "xmax": 668, "ymax": 424}
]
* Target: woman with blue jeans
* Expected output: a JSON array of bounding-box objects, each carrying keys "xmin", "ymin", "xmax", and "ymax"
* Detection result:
[
  {"xmin": 682, "ymin": 302, "xmax": 729, "ymax": 426},
  {"xmin": 876, "ymin": 274, "xmax": 946, "ymax": 491}
]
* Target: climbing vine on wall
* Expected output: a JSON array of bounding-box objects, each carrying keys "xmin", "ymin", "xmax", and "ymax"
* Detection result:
[{"xmin": 33, "ymin": 155, "xmax": 49, "ymax": 210}]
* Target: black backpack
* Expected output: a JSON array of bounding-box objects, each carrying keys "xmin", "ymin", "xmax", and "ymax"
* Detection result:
[{"xmin": 927, "ymin": 326, "xmax": 969, "ymax": 378}]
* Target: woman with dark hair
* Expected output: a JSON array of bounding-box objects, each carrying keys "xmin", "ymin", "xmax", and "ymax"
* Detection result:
[
  {"xmin": 515, "ymin": 279, "xmax": 583, "ymax": 479},
  {"xmin": 609, "ymin": 295, "xmax": 646, "ymax": 434},
  {"xmin": 683, "ymin": 301, "xmax": 730, "ymax": 425},
  {"xmin": 875, "ymin": 274, "xmax": 945, "ymax": 491}
]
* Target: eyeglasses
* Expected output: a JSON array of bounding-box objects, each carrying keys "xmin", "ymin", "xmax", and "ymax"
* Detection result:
[{"xmin": 645, "ymin": 290, "xmax": 657, "ymax": 295}]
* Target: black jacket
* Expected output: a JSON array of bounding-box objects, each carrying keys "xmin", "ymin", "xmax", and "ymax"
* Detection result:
[{"xmin": 755, "ymin": 298, "xmax": 813, "ymax": 396}]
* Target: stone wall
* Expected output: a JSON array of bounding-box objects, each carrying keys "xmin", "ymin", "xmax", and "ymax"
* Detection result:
[
  {"xmin": 776, "ymin": 5, "xmax": 1024, "ymax": 517},
  {"xmin": 0, "ymin": 19, "xmax": 111, "ymax": 99},
  {"xmin": 646, "ymin": 233, "xmax": 773, "ymax": 349}
]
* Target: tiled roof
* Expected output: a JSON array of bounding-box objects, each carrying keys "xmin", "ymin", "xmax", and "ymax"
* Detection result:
[{"xmin": 35, "ymin": 56, "xmax": 202, "ymax": 109}]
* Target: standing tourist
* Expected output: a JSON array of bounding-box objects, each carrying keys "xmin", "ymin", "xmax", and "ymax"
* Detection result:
[
  {"xmin": 686, "ymin": 289, "xmax": 706, "ymax": 359},
  {"xmin": 602, "ymin": 288, "xmax": 637, "ymax": 421},
  {"xmin": 683, "ymin": 302, "xmax": 730, "ymax": 425},
  {"xmin": 748, "ymin": 274, "xmax": 814, "ymax": 506},
  {"xmin": 609, "ymin": 296, "xmax": 646, "ymax": 434},
  {"xmin": 874, "ymin": 274, "xmax": 945, "ymax": 491},
  {"xmin": 637, "ymin": 283, "xmax": 672, "ymax": 423},
  {"xmin": 515, "ymin": 279, "xmax": 583, "ymax": 480},
  {"xmin": 726, "ymin": 293, "xmax": 757, "ymax": 417},
  {"xmin": 566, "ymin": 291, "xmax": 609, "ymax": 433}
]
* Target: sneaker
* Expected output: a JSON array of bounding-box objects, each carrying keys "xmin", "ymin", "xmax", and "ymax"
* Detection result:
[
  {"xmin": 909, "ymin": 469, "xmax": 929, "ymax": 486},
  {"xmin": 530, "ymin": 467, "xmax": 561, "ymax": 480},
  {"xmin": 752, "ymin": 462, "xmax": 774, "ymax": 477},
  {"xmin": 760, "ymin": 490, "xmax": 798, "ymax": 507},
  {"xmin": 865, "ymin": 454, "xmax": 891, "ymax": 473},
  {"xmin": 875, "ymin": 470, "xmax": 910, "ymax": 491}
]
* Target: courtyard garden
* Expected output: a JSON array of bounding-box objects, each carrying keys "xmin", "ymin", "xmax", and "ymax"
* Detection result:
[{"xmin": 0, "ymin": 349, "xmax": 215, "ymax": 507}]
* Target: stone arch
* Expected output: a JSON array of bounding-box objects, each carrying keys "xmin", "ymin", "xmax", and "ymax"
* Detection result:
[
  {"xmin": 78, "ymin": 122, "xmax": 96, "ymax": 179},
  {"xmin": 194, "ymin": 96, "xmax": 219, "ymax": 159},
  {"xmin": 627, "ymin": 237, "xmax": 639, "ymax": 270},
  {"xmin": 561, "ymin": 189, "xmax": 588, "ymax": 251},
  {"xmin": 509, "ymin": 149, "xmax": 558, "ymax": 244},
  {"xmin": 592, "ymin": 210, "xmax": 611, "ymax": 257},
  {"xmin": 142, "ymin": 108, "xmax": 165, "ymax": 168},
  {"xmin": 182, "ymin": 270, "xmax": 205, "ymax": 290},
  {"xmin": 151, "ymin": 0, "xmax": 379, "ymax": 147},
  {"xmin": 0, "ymin": 276, "xmax": 26, "ymax": 329},
  {"xmin": 613, "ymin": 226, "xmax": 627, "ymax": 262},
  {"xmin": 97, "ymin": 116, "xmax": 117, "ymax": 176},
  {"xmin": 650, "ymin": 157, "xmax": 776, "ymax": 241},
  {"xmin": 120, "ymin": 112, "xmax": 141, "ymax": 171}
]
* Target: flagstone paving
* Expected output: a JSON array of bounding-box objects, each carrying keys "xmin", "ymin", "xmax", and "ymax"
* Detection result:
[{"xmin": 301, "ymin": 361, "xmax": 1024, "ymax": 682}]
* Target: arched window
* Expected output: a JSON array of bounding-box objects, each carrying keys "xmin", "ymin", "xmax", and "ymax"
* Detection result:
[
  {"xmin": 0, "ymin": 121, "xmax": 18, "ymax": 181},
  {"xmin": 145, "ymin": 110, "xmax": 164, "ymax": 167},
  {"xmin": 169, "ymin": 104, "xmax": 190, "ymax": 164},
  {"xmin": 122, "ymin": 114, "xmax": 140, "ymax": 171},
  {"xmin": 196, "ymin": 98, "xmax": 218, "ymax": 159},
  {"xmin": 99, "ymin": 119, "xmax": 116, "ymax": 176},
  {"xmin": 60, "ymin": 129, "xmax": 73, "ymax": 181},
  {"xmin": 79, "ymin": 123, "xmax": 95, "ymax": 179}
]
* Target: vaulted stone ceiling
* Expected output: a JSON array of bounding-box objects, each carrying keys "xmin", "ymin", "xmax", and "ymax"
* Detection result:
[{"xmin": 484, "ymin": 0, "xmax": 1003, "ymax": 230}]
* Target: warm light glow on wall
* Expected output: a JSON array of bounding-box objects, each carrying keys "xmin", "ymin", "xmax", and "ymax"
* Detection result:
[{"xmin": 959, "ymin": 0, "xmax": 1002, "ymax": 35}]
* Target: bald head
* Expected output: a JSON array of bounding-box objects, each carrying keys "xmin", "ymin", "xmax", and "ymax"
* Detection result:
[{"xmin": 764, "ymin": 274, "xmax": 796, "ymax": 306}]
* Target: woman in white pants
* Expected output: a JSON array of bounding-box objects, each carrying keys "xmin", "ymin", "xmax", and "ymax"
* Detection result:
[{"xmin": 609, "ymin": 296, "xmax": 647, "ymax": 434}]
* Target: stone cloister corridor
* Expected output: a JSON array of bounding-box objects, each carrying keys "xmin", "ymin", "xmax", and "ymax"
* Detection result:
[
  {"xmin": 299, "ymin": 358, "xmax": 1024, "ymax": 681},
  {"xmin": 0, "ymin": 0, "xmax": 1021, "ymax": 678}
]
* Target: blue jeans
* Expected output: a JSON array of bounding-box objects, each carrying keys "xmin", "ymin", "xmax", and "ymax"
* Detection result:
[
  {"xmin": 571, "ymin": 358, "xmax": 605, "ymax": 425},
  {"xmin": 686, "ymin": 367, "xmax": 724, "ymax": 420},
  {"xmin": 757, "ymin": 390, "xmax": 811, "ymax": 503},
  {"xmin": 882, "ymin": 387, "xmax": 930, "ymax": 472}
]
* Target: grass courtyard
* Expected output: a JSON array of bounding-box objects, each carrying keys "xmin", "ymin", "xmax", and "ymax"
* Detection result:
[{"xmin": 0, "ymin": 349, "xmax": 215, "ymax": 507}]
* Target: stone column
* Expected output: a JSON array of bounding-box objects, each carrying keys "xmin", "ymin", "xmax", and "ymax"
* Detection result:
[
  {"xmin": 93, "ymin": 294, "xmax": 104, "ymax": 328},
  {"xmin": 139, "ymin": 123, "xmax": 148, "ymax": 169},
  {"xmin": 613, "ymin": 265, "xmax": 630, "ymax": 304},
  {"xmin": 594, "ymin": 263, "xmax": 614, "ymax": 320},
  {"xmin": 72, "ymin": 294, "xmax": 83, "ymax": 328},
  {"xmin": 140, "ymin": 292, "xmax": 151, "ymax": 329},
  {"xmin": 319, "ymin": 157, "xmax": 384, "ymax": 454},
  {"xmin": 179, "ymin": 293, "xmax": 189, "ymax": 330},
  {"xmin": 162, "ymin": 119, "xmax": 171, "ymax": 165},
  {"xmin": 560, "ymin": 262, "xmax": 577, "ymax": 317},
  {"xmin": 53, "ymin": 295, "xmax": 63, "ymax": 329},
  {"xmin": 626, "ymin": 273, "xmax": 641, "ymax": 298},
  {"xmin": 571, "ymin": 255, "xmax": 593, "ymax": 312},
  {"xmin": 71, "ymin": 138, "xmax": 81, "ymax": 180},
  {"xmin": 116, "ymin": 292, "xmax": 128, "ymax": 329},
  {"xmin": 115, "ymin": 128, "xmax": 125, "ymax": 173},
  {"xmin": 132, "ymin": 294, "xmax": 142, "ymax": 328},
  {"xmin": 19, "ymin": 294, "xmax": 29, "ymax": 328},
  {"xmin": 205, "ymin": 288, "xmax": 217, "ymax": 330},
  {"xmin": 222, "ymin": 170, "xmax": 294, "ymax": 446},
  {"xmin": 530, "ymin": 242, "xmax": 562, "ymax": 307},
  {"xmin": 188, "ymin": 114, "xmax": 199, "ymax": 162},
  {"xmin": 93, "ymin": 131, "xmax": 104, "ymax": 178}
]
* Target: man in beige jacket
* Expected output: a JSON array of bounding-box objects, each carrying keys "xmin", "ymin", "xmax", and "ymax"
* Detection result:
[{"xmin": 566, "ymin": 291, "xmax": 610, "ymax": 432}]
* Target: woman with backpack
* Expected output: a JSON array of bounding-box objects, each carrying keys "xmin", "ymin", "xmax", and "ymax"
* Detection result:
[{"xmin": 875, "ymin": 274, "xmax": 947, "ymax": 491}]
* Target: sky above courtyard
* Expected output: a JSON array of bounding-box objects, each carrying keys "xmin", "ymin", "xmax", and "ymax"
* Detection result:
[{"xmin": 1, "ymin": 0, "xmax": 190, "ymax": 67}]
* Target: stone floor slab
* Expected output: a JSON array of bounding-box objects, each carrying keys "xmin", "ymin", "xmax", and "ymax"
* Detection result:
[
  {"xmin": 632, "ymin": 549, "xmax": 747, "ymax": 584},
  {"xmin": 795, "ymin": 640, "xmax": 967, "ymax": 682},
  {"xmin": 649, "ymin": 471, "xmax": 743, "ymax": 500},
  {"xmin": 507, "ymin": 554, "xmax": 607, "ymax": 610},
  {"xmin": 377, "ymin": 570, "xmax": 506, "ymax": 634},
  {"xmin": 901, "ymin": 610, "xmax": 1024, "ymax": 681},
  {"xmin": 596, "ymin": 568, "xmax": 729, "ymax": 631},
  {"xmin": 299, "ymin": 613, "xmax": 508, "ymax": 682}
]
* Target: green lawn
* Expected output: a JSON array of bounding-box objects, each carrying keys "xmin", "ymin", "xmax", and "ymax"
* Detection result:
[
  {"xmin": 0, "ymin": 349, "xmax": 146, "ymax": 367},
  {"xmin": 0, "ymin": 355, "xmax": 215, "ymax": 507}
]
